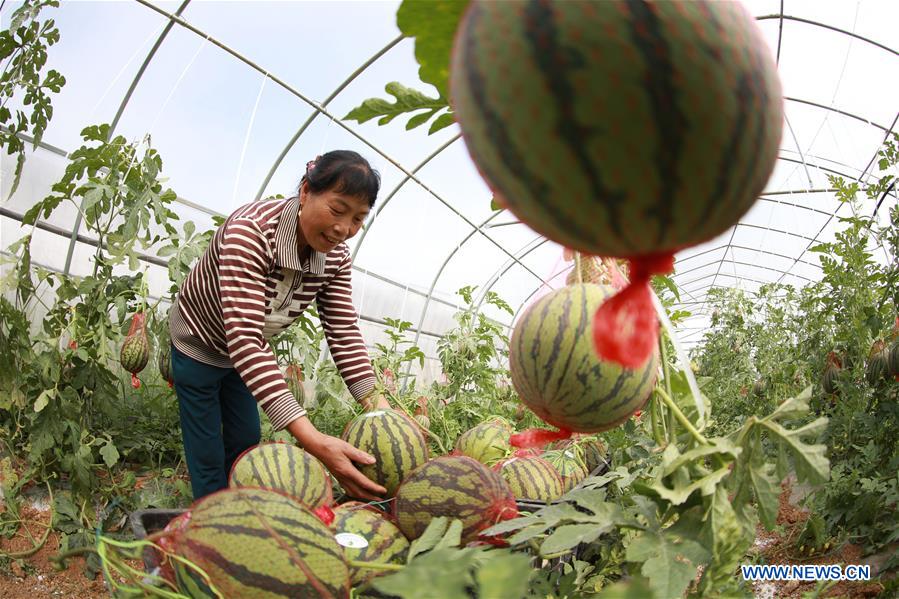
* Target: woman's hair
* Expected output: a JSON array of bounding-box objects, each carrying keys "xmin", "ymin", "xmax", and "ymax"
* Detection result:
[{"xmin": 300, "ymin": 150, "xmax": 381, "ymax": 208}]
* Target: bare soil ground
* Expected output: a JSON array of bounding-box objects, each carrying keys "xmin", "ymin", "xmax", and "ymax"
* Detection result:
[
  {"xmin": 747, "ymin": 478, "xmax": 890, "ymax": 599},
  {"xmin": 0, "ymin": 504, "xmax": 110, "ymax": 598}
]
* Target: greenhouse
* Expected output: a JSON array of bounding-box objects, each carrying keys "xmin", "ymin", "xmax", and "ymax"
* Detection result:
[{"xmin": 0, "ymin": 0, "xmax": 897, "ymax": 597}]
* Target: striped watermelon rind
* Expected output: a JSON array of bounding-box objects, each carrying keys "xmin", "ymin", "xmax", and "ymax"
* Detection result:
[
  {"xmin": 332, "ymin": 501, "xmax": 410, "ymax": 586},
  {"xmin": 342, "ymin": 410, "xmax": 429, "ymax": 497},
  {"xmin": 541, "ymin": 449, "xmax": 589, "ymax": 493},
  {"xmin": 393, "ymin": 455, "xmax": 517, "ymax": 544},
  {"xmin": 172, "ymin": 487, "xmax": 350, "ymax": 598},
  {"xmin": 495, "ymin": 456, "xmax": 565, "ymax": 503},
  {"xmin": 229, "ymin": 442, "xmax": 333, "ymax": 508},
  {"xmin": 453, "ymin": 418, "xmax": 513, "ymax": 465},
  {"xmin": 889, "ymin": 342, "xmax": 899, "ymax": 379},
  {"xmin": 450, "ymin": 1, "xmax": 783, "ymax": 258},
  {"xmin": 510, "ymin": 284, "xmax": 659, "ymax": 433}
]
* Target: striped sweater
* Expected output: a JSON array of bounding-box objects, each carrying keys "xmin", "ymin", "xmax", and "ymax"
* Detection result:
[{"xmin": 169, "ymin": 196, "xmax": 375, "ymax": 430}]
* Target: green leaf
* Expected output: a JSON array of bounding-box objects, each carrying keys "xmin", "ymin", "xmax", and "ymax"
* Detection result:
[
  {"xmin": 654, "ymin": 274, "xmax": 681, "ymax": 302},
  {"xmin": 343, "ymin": 82, "xmax": 447, "ymax": 129},
  {"xmin": 433, "ymin": 518, "xmax": 463, "ymax": 550},
  {"xmin": 699, "ymin": 486, "xmax": 752, "ymax": 591},
  {"xmin": 99, "ymin": 441, "xmax": 119, "ymax": 468},
  {"xmin": 759, "ymin": 418, "xmax": 829, "ymax": 485},
  {"xmin": 748, "ymin": 460, "xmax": 779, "ymax": 530},
  {"xmin": 407, "ymin": 516, "xmax": 449, "ymax": 561},
  {"xmin": 592, "ymin": 577, "xmax": 654, "ymax": 599},
  {"xmin": 489, "ymin": 196, "xmax": 502, "ymax": 211},
  {"xmin": 540, "ymin": 523, "xmax": 608, "ymax": 556},
  {"xmin": 373, "ymin": 547, "xmax": 478, "ymax": 599},
  {"xmin": 473, "ymin": 550, "xmax": 532, "ymax": 599},
  {"xmin": 34, "ymin": 387, "xmax": 55, "ymax": 412},
  {"xmin": 396, "ymin": 0, "xmax": 469, "ymax": 99},
  {"xmin": 626, "ymin": 529, "xmax": 709, "ymax": 599},
  {"xmin": 428, "ymin": 111, "xmax": 456, "ymax": 134}
]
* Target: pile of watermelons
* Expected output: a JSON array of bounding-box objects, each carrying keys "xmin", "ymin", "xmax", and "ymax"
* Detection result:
[{"xmin": 148, "ymin": 386, "xmax": 616, "ymax": 597}]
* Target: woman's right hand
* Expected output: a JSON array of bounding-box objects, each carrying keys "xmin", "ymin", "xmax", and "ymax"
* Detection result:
[
  {"xmin": 286, "ymin": 416, "xmax": 386, "ymax": 501},
  {"xmin": 305, "ymin": 433, "xmax": 387, "ymax": 501}
]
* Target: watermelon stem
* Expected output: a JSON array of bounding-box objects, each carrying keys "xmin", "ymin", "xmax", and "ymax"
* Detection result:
[
  {"xmin": 654, "ymin": 387, "xmax": 708, "ymax": 446},
  {"xmin": 417, "ymin": 423, "xmax": 448, "ymax": 455}
]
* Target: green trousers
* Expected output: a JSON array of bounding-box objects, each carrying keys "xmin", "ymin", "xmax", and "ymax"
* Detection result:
[{"xmin": 170, "ymin": 343, "xmax": 260, "ymax": 500}]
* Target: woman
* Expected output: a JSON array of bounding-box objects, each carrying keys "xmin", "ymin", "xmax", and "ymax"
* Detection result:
[{"xmin": 169, "ymin": 150, "xmax": 389, "ymax": 501}]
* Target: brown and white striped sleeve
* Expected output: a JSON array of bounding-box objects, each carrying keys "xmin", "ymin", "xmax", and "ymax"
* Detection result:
[
  {"xmin": 219, "ymin": 217, "xmax": 304, "ymax": 429},
  {"xmin": 316, "ymin": 251, "xmax": 376, "ymax": 402}
]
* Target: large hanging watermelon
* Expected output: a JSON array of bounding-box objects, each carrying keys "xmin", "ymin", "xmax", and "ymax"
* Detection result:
[
  {"xmin": 451, "ymin": 1, "xmax": 783, "ymax": 368},
  {"xmin": 170, "ymin": 487, "xmax": 350, "ymax": 598},
  {"xmin": 510, "ymin": 284, "xmax": 658, "ymax": 434}
]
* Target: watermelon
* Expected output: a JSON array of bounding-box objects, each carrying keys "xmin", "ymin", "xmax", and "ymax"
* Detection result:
[
  {"xmin": 541, "ymin": 449, "xmax": 589, "ymax": 493},
  {"xmin": 332, "ymin": 502, "xmax": 409, "ymax": 586},
  {"xmin": 450, "ymin": 1, "xmax": 783, "ymax": 260},
  {"xmin": 158, "ymin": 343, "xmax": 173, "ymax": 386},
  {"xmin": 889, "ymin": 342, "xmax": 899, "ymax": 380},
  {"xmin": 822, "ymin": 352, "xmax": 842, "ymax": 396},
  {"xmin": 120, "ymin": 312, "xmax": 149, "ymax": 387},
  {"xmin": 393, "ymin": 455, "xmax": 518, "ymax": 544},
  {"xmin": 866, "ymin": 340, "xmax": 890, "ymax": 386},
  {"xmin": 285, "ymin": 363, "xmax": 305, "ymax": 406},
  {"xmin": 171, "ymin": 487, "xmax": 350, "ymax": 598},
  {"xmin": 229, "ymin": 442, "xmax": 332, "ymax": 508},
  {"xmin": 510, "ymin": 284, "xmax": 658, "ymax": 432},
  {"xmin": 495, "ymin": 456, "xmax": 565, "ymax": 503},
  {"xmin": 453, "ymin": 418, "xmax": 513, "ymax": 465},
  {"xmin": 342, "ymin": 410, "xmax": 428, "ymax": 497}
]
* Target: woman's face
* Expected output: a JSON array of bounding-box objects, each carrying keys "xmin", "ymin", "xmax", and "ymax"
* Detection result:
[{"xmin": 298, "ymin": 182, "xmax": 371, "ymax": 253}]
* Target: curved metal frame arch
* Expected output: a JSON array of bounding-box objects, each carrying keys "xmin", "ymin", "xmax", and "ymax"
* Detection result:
[
  {"xmin": 130, "ymin": 0, "xmax": 553, "ymax": 292},
  {"xmin": 62, "ymin": 0, "xmax": 192, "ymax": 276},
  {"xmin": 253, "ymin": 34, "xmax": 405, "ymax": 202},
  {"xmin": 350, "ymin": 134, "xmax": 461, "ymax": 263}
]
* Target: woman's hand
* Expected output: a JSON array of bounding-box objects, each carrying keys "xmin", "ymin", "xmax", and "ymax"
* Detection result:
[
  {"xmin": 307, "ymin": 434, "xmax": 387, "ymax": 501},
  {"xmin": 287, "ymin": 417, "xmax": 386, "ymax": 501}
]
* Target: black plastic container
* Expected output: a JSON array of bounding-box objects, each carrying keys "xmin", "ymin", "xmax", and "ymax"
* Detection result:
[{"xmin": 129, "ymin": 508, "xmax": 187, "ymax": 572}]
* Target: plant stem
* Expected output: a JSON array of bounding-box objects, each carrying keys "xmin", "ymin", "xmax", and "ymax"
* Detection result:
[
  {"xmin": 655, "ymin": 387, "xmax": 709, "ymax": 446},
  {"xmin": 649, "ymin": 391, "xmax": 666, "ymax": 447},
  {"xmin": 659, "ymin": 333, "xmax": 678, "ymax": 443},
  {"xmin": 419, "ymin": 424, "xmax": 447, "ymax": 455}
]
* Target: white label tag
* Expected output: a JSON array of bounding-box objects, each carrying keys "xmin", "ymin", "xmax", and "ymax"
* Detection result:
[{"xmin": 335, "ymin": 533, "xmax": 368, "ymax": 549}]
